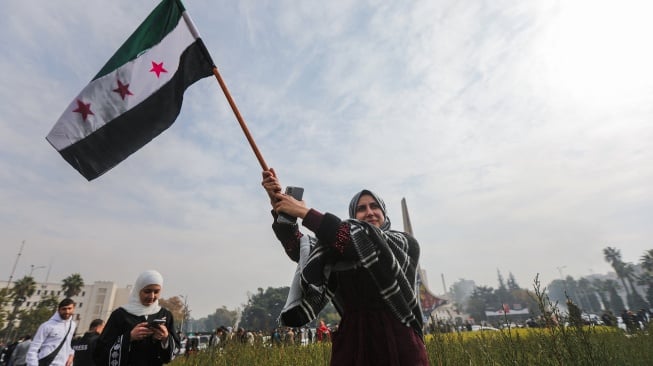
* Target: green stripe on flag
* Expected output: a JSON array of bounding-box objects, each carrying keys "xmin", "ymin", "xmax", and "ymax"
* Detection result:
[{"xmin": 94, "ymin": 0, "xmax": 186, "ymax": 80}]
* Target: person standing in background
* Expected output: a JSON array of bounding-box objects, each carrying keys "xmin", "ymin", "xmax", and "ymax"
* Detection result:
[
  {"xmin": 8, "ymin": 335, "xmax": 31, "ymax": 366},
  {"xmin": 72, "ymin": 319, "xmax": 104, "ymax": 366},
  {"xmin": 94, "ymin": 270, "xmax": 179, "ymax": 366},
  {"xmin": 26, "ymin": 298, "xmax": 77, "ymax": 366}
]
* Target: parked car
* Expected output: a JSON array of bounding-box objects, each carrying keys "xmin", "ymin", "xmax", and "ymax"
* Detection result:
[
  {"xmin": 581, "ymin": 313, "xmax": 603, "ymax": 325},
  {"xmin": 471, "ymin": 325, "xmax": 499, "ymax": 331},
  {"xmin": 192, "ymin": 335, "xmax": 211, "ymax": 350},
  {"xmin": 176, "ymin": 339, "xmax": 187, "ymax": 355}
]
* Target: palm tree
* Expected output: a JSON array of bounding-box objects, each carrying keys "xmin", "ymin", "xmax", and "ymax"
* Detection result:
[
  {"xmin": 577, "ymin": 277, "xmax": 601, "ymax": 313},
  {"xmin": 4, "ymin": 276, "xmax": 36, "ymax": 334},
  {"xmin": 623, "ymin": 263, "xmax": 650, "ymax": 310},
  {"xmin": 638, "ymin": 250, "xmax": 653, "ymax": 306},
  {"xmin": 61, "ymin": 273, "xmax": 84, "ymax": 298},
  {"xmin": 605, "ymin": 279, "xmax": 626, "ymax": 313},
  {"xmin": 603, "ymin": 247, "xmax": 632, "ymax": 298},
  {"xmin": 622, "ymin": 263, "xmax": 641, "ymax": 292},
  {"xmin": 10, "ymin": 276, "xmax": 37, "ymax": 309},
  {"xmin": 636, "ymin": 272, "xmax": 653, "ymax": 308},
  {"xmin": 592, "ymin": 278, "xmax": 611, "ymax": 311},
  {"xmin": 641, "ymin": 249, "xmax": 653, "ymax": 274},
  {"xmin": 0, "ymin": 288, "xmax": 9, "ymax": 325},
  {"xmin": 17, "ymin": 294, "xmax": 60, "ymax": 336}
]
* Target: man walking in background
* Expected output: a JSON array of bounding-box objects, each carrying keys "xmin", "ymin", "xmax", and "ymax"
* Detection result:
[{"xmin": 26, "ymin": 298, "xmax": 77, "ymax": 366}]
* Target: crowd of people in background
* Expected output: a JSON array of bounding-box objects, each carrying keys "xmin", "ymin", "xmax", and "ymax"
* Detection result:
[
  {"xmin": 423, "ymin": 307, "xmax": 652, "ymax": 335},
  {"xmin": 615, "ymin": 308, "xmax": 651, "ymax": 333},
  {"xmin": 178, "ymin": 319, "xmax": 335, "ymax": 356}
]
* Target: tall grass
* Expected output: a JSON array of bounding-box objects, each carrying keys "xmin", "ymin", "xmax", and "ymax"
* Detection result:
[
  {"xmin": 172, "ymin": 343, "xmax": 332, "ymax": 366},
  {"xmin": 428, "ymin": 275, "xmax": 653, "ymax": 366},
  {"xmin": 426, "ymin": 326, "xmax": 652, "ymax": 365},
  {"xmin": 172, "ymin": 276, "xmax": 653, "ymax": 365}
]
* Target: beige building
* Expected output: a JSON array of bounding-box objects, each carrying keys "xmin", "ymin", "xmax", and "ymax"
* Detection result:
[{"xmin": 3, "ymin": 280, "xmax": 133, "ymax": 335}]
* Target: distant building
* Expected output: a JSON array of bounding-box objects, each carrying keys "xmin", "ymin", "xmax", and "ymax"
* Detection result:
[
  {"xmin": 484, "ymin": 304, "xmax": 531, "ymax": 325},
  {"xmin": 449, "ymin": 278, "xmax": 476, "ymax": 306},
  {"xmin": 2, "ymin": 280, "xmax": 132, "ymax": 335}
]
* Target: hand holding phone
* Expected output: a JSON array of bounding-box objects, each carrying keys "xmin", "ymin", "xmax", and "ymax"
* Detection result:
[
  {"xmin": 148, "ymin": 318, "xmax": 166, "ymax": 328},
  {"xmin": 277, "ymin": 186, "xmax": 304, "ymax": 224}
]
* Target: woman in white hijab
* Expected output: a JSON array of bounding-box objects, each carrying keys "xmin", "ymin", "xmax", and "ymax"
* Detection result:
[{"xmin": 94, "ymin": 270, "xmax": 180, "ymax": 366}]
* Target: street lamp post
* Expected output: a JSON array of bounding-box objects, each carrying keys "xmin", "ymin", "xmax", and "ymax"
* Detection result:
[
  {"xmin": 6, "ymin": 240, "xmax": 25, "ymax": 289},
  {"xmin": 179, "ymin": 295, "xmax": 189, "ymax": 334},
  {"xmin": 30, "ymin": 265, "xmax": 46, "ymax": 277}
]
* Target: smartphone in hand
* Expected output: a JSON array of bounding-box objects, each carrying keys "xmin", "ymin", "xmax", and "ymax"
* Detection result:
[
  {"xmin": 148, "ymin": 318, "xmax": 166, "ymax": 328},
  {"xmin": 277, "ymin": 186, "xmax": 304, "ymax": 224}
]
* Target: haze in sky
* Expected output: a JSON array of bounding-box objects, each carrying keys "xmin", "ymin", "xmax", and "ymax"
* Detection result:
[{"xmin": 1, "ymin": 0, "xmax": 652, "ymax": 318}]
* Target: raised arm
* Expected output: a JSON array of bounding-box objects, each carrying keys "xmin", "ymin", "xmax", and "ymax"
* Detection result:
[{"xmin": 262, "ymin": 169, "xmax": 302, "ymax": 261}]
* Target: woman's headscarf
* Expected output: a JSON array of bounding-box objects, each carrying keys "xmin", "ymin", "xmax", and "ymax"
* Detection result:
[
  {"xmin": 121, "ymin": 269, "xmax": 163, "ymax": 317},
  {"xmin": 348, "ymin": 189, "xmax": 391, "ymax": 231}
]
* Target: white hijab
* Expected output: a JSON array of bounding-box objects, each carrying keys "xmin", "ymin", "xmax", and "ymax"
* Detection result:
[{"xmin": 121, "ymin": 270, "xmax": 163, "ymax": 317}]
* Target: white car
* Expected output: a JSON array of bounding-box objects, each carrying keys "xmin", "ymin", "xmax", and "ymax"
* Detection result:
[
  {"xmin": 176, "ymin": 339, "xmax": 186, "ymax": 355},
  {"xmin": 471, "ymin": 325, "xmax": 499, "ymax": 331}
]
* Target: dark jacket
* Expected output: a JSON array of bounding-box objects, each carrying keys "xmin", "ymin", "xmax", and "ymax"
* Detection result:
[{"xmin": 72, "ymin": 331, "xmax": 101, "ymax": 366}]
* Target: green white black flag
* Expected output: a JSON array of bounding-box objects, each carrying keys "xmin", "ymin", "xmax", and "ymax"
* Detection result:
[{"xmin": 46, "ymin": 0, "xmax": 214, "ymax": 180}]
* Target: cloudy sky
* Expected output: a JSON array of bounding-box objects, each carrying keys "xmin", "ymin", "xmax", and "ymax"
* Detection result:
[{"xmin": 2, "ymin": 0, "xmax": 652, "ymax": 318}]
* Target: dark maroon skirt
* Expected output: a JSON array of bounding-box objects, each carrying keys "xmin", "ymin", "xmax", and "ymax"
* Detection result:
[
  {"xmin": 329, "ymin": 270, "xmax": 429, "ymax": 366},
  {"xmin": 330, "ymin": 308, "xmax": 428, "ymax": 366}
]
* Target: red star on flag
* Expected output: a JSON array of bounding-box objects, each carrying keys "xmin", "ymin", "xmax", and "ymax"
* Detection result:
[
  {"xmin": 150, "ymin": 61, "xmax": 168, "ymax": 78},
  {"xmin": 72, "ymin": 99, "xmax": 94, "ymax": 121},
  {"xmin": 113, "ymin": 79, "xmax": 134, "ymax": 100}
]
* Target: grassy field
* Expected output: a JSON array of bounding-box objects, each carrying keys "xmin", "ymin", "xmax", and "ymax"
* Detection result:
[
  {"xmin": 427, "ymin": 325, "xmax": 652, "ymax": 366},
  {"xmin": 171, "ymin": 279, "xmax": 652, "ymax": 365},
  {"xmin": 171, "ymin": 325, "xmax": 653, "ymax": 366}
]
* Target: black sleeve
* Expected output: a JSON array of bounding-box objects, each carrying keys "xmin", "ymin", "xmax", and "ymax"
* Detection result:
[
  {"xmin": 310, "ymin": 212, "xmax": 342, "ymax": 244},
  {"xmin": 270, "ymin": 210, "xmax": 302, "ymax": 262},
  {"xmin": 88, "ymin": 334, "xmax": 100, "ymax": 364},
  {"xmin": 158, "ymin": 309, "xmax": 179, "ymax": 362},
  {"xmin": 94, "ymin": 310, "xmax": 129, "ymax": 366}
]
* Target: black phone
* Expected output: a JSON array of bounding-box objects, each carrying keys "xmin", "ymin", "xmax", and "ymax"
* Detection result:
[
  {"xmin": 276, "ymin": 186, "xmax": 304, "ymax": 225},
  {"xmin": 148, "ymin": 318, "xmax": 166, "ymax": 328}
]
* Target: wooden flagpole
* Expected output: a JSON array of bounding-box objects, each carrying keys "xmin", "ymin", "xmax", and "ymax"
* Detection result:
[
  {"xmin": 181, "ymin": 13, "xmax": 268, "ymax": 171},
  {"xmin": 211, "ymin": 66, "xmax": 269, "ymax": 171}
]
